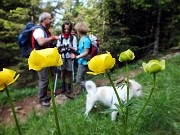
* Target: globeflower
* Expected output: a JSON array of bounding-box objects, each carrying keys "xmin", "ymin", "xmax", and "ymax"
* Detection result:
[
  {"xmin": 28, "ymin": 47, "xmax": 63, "ymax": 134},
  {"xmin": 119, "ymin": 49, "xmax": 135, "ymax": 62},
  {"xmin": 0, "ymin": 68, "xmax": 19, "ymax": 91},
  {"xmin": 28, "ymin": 47, "xmax": 63, "ymax": 71},
  {"xmin": 142, "ymin": 60, "xmax": 165, "ymax": 74},
  {"xmin": 0, "ymin": 68, "xmax": 22, "ymax": 135},
  {"xmin": 87, "ymin": 51, "xmax": 116, "ymax": 75}
]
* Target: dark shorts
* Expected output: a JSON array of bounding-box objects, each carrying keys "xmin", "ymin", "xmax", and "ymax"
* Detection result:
[{"xmin": 60, "ymin": 58, "xmax": 73, "ymax": 71}]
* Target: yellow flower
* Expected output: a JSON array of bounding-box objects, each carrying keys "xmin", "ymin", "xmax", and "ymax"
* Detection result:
[
  {"xmin": 87, "ymin": 51, "xmax": 116, "ymax": 75},
  {"xmin": 28, "ymin": 47, "xmax": 63, "ymax": 71},
  {"xmin": 0, "ymin": 68, "xmax": 19, "ymax": 90},
  {"xmin": 119, "ymin": 49, "xmax": 135, "ymax": 62},
  {"xmin": 142, "ymin": 60, "xmax": 165, "ymax": 74}
]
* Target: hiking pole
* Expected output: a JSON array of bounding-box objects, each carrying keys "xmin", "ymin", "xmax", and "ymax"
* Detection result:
[
  {"xmin": 72, "ymin": 59, "xmax": 75, "ymax": 82},
  {"xmin": 53, "ymin": 67, "xmax": 59, "ymax": 96}
]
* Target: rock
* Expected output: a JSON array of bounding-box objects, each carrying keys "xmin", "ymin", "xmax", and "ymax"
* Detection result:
[{"xmin": 15, "ymin": 106, "xmax": 23, "ymax": 110}]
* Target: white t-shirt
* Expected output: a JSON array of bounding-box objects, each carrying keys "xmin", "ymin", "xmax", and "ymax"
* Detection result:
[{"xmin": 33, "ymin": 28, "xmax": 45, "ymax": 39}]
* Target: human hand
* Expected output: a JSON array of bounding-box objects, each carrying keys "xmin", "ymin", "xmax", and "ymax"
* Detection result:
[{"xmin": 51, "ymin": 36, "xmax": 59, "ymax": 41}]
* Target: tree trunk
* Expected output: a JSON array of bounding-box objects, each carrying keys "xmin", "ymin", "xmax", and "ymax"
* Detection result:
[{"xmin": 153, "ymin": 8, "xmax": 161, "ymax": 55}]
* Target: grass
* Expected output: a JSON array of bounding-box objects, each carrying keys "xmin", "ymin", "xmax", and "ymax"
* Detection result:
[
  {"xmin": 0, "ymin": 54, "xmax": 180, "ymax": 135},
  {"xmin": 0, "ymin": 87, "xmax": 37, "ymax": 106}
]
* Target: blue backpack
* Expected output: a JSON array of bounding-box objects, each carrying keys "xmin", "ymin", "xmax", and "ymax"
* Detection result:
[{"xmin": 18, "ymin": 22, "xmax": 45, "ymax": 58}]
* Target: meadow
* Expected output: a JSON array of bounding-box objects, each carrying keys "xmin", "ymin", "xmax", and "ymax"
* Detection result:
[{"xmin": 0, "ymin": 54, "xmax": 180, "ymax": 135}]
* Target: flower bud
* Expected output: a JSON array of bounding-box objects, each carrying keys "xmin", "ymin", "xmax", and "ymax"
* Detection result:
[
  {"xmin": 142, "ymin": 60, "xmax": 165, "ymax": 74},
  {"xmin": 119, "ymin": 49, "xmax": 135, "ymax": 62}
]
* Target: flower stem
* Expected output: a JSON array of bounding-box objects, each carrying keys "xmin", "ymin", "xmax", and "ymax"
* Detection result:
[
  {"xmin": 125, "ymin": 61, "xmax": 130, "ymax": 134},
  {"xmin": 129, "ymin": 73, "xmax": 156, "ymax": 134},
  {"xmin": 5, "ymin": 86, "xmax": 22, "ymax": 135},
  {"xmin": 107, "ymin": 72, "xmax": 127, "ymax": 135},
  {"xmin": 47, "ymin": 68, "xmax": 61, "ymax": 135},
  {"xmin": 106, "ymin": 72, "xmax": 124, "ymax": 113},
  {"xmin": 126, "ymin": 61, "xmax": 130, "ymax": 103}
]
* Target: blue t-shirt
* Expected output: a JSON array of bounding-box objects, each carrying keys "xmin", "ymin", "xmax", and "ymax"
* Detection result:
[{"xmin": 77, "ymin": 36, "xmax": 91, "ymax": 65}]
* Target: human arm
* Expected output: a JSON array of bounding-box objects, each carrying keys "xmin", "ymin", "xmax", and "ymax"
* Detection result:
[
  {"xmin": 33, "ymin": 28, "xmax": 59, "ymax": 46},
  {"xmin": 76, "ymin": 48, "xmax": 89, "ymax": 59},
  {"xmin": 76, "ymin": 37, "xmax": 90, "ymax": 59}
]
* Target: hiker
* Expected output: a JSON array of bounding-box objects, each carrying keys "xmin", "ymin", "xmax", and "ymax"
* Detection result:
[
  {"xmin": 56, "ymin": 21, "xmax": 77, "ymax": 94},
  {"xmin": 74, "ymin": 22, "xmax": 91, "ymax": 93},
  {"xmin": 32, "ymin": 12, "xmax": 59, "ymax": 107}
]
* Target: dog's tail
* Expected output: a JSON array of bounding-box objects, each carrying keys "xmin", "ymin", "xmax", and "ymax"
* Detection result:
[{"xmin": 85, "ymin": 80, "xmax": 97, "ymax": 93}]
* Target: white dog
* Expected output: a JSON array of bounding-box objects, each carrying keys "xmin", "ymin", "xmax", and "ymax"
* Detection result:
[{"xmin": 84, "ymin": 80, "xmax": 142, "ymax": 121}]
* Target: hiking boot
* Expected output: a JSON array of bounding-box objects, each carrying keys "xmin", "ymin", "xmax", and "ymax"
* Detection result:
[
  {"xmin": 40, "ymin": 100, "xmax": 50, "ymax": 107},
  {"xmin": 66, "ymin": 83, "xmax": 72, "ymax": 94},
  {"xmin": 60, "ymin": 83, "xmax": 66, "ymax": 93}
]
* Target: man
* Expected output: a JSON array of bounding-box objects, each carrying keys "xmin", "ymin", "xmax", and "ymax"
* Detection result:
[{"xmin": 32, "ymin": 12, "xmax": 59, "ymax": 107}]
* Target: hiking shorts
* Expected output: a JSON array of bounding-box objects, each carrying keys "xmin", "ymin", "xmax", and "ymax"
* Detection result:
[{"xmin": 60, "ymin": 58, "xmax": 73, "ymax": 71}]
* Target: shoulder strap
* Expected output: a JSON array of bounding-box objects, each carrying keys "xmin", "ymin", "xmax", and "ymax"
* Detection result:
[
  {"xmin": 31, "ymin": 29, "xmax": 36, "ymax": 49},
  {"xmin": 31, "ymin": 26, "xmax": 47, "ymax": 49},
  {"xmin": 70, "ymin": 34, "xmax": 74, "ymax": 47},
  {"xmin": 60, "ymin": 34, "xmax": 63, "ymax": 44},
  {"xmin": 82, "ymin": 36, "xmax": 92, "ymax": 49}
]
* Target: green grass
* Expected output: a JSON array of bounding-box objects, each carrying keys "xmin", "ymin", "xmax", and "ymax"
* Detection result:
[
  {"xmin": 0, "ymin": 87, "xmax": 37, "ymax": 106},
  {"xmin": 0, "ymin": 54, "xmax": 180, "ymax": 135}
]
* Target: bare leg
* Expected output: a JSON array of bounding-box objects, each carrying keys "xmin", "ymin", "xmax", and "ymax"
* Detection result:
[
  {"xmin": 67, "ymin": 71, "xmax": 72, "ymax": 94},
  {"xmin": 60, "ymin": 70, "xmax": 66, "ymax": 92},
  {"xmin": 67, "ymin": 71, "xmax": 72, "ymax": 84}
]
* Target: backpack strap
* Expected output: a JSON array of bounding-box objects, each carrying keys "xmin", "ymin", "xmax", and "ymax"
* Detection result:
[
  {"xmin": 60, "ymin": 34, "xmax": 63, "ymax": 44},
  {"xmin": 70, "ymin": 34, "xmax": 74, "ymax": 47},
  {"xmin": 82, "ymin": 36, "xmax": 91, "ymax": 55},
  {"xmin": 31, "ymin": 28, "xmax": 36, "ymax": 49},
  {"xmin": 31, "ymin": 26, "xmax": 48, "ymax": 49},
  {"xmin": 60, "ymin": 34, "xmax": 74, "ymax": 47}
]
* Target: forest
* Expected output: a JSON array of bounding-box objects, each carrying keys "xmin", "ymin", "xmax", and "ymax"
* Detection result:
[{"xmin": 0, "ymin": 0, "xmax": 179, "ymax": 69}]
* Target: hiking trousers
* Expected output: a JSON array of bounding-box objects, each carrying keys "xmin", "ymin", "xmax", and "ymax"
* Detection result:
[
  {"xmin": 76, "ymin": 64, "xmax": 88, "ymax": 89},
  {"xmin": 37, "ymin": 68, "xmax": 49, "ymax": 102}
]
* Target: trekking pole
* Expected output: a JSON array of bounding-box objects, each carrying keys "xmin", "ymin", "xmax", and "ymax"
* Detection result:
[
  {"xmin": 72, "ymin": 59, "xmax": 75, "ymax": 82},
  {"xmin": 53, "ymin": 67, "xmax": 59, "ymax": 96}
]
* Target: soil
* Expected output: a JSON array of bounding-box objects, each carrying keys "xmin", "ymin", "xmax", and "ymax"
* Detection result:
[{"xmin": 0, "ymin": 49, "xmax": 179, "ymax": 126}]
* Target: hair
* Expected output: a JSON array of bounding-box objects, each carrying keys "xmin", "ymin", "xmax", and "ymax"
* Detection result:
[
  {"xmin": 74, "ymin": 22, "xmax": 89, "ymax": 35},
  {"xmin": 39, "ymin": 12, "xmax": 51, "ymax": 23},
  {"xmin": 62, "ymin": 21, "xmax": 72, "ymax": 34}
]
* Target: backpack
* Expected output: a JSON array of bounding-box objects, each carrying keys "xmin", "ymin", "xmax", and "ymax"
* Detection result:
[
  {"xmin": 82, "ymin": 35, "xmax": 100, "ymax": 60},
  {"xmin": 18, "ymin": 22, "xmax": 46, "ymax": 58},
  {"xmin": 89, "ymin": 34, "xmax": 100, "ymax": 59}
]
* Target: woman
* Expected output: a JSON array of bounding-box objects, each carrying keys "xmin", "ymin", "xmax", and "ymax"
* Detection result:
[
  {"xmin": 57, "ymin": 21, "xmax": 77, "ymax": 94},
  {"xmin": 75, "ymin": 22, "xmax": 91, "ymax": 93}
]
